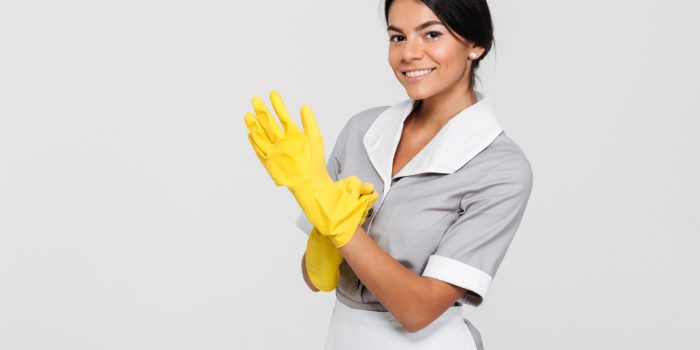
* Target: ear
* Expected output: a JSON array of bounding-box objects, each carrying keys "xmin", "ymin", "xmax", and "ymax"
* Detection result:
[{"xmin": 468, "ymin": 44, "xmax": 486, "ymax": 60}]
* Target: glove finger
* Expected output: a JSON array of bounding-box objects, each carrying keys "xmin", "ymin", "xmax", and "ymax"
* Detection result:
[
  {"xmin": 244, "ymin": 112, "xmax": 269, "ymax": 143},
  {"xmin": 300, "ymin": 104, "xmax": 326, "ymax": 167},
  {"xmin": 252, "ymin": 95, "xmax": 284, "ymax": 143},
  {"xmin": 246, "ymin": 127, "xmax": 272, "ymax": 159},
  {"xmin": 359, "ymin": 191, "xmax": 376, "ymax": 225},
  {"xmin": 344, "ymin": 176, "xmax": 362, "ymax": 196},
  {"xmin": 365, "ymin": 190, "xmax": 379, "ymax": 208},
  {"xmin": 359, "ymin": 181, "xmax": 375, "ymax": 195},
  {"xmin": 300, "ymin": 104, "xmax": 324, "ymax": 149},
  {"xmin": 247, "ymin": 133, "xmax": 268, "ymax": 160},
  {"xmin": 269, "ymin": 90, "xmax": 300, "ymax": 134}
]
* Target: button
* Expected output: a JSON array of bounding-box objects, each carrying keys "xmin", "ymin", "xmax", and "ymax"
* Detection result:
[{"xmin": 366, "ymin": 208, "xmax": 374, "ymax": 218}]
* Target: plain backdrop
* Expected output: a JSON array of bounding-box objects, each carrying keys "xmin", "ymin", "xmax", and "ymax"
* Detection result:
[{"xmin": 1, "ymin": 0, "xmax": 699, "ymax": 349}]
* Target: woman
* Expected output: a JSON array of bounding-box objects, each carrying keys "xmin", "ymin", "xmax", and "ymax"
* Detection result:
[{"xmin": 246, "ymin": 0, "xmax": 533, "ymax": 348}]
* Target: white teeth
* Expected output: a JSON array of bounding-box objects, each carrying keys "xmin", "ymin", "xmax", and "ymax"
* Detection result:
[{"xmin": 405, "ymin": 68, "xmax": 434, "ymax": 78}]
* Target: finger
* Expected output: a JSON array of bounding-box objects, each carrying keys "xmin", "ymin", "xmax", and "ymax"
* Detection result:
[
  {"xmin": 300, "ymin": 104, "xmax": 323, "ymax": 145},
  {"xmin": 252, "ymin": 95, "xmax": 284, "ymax": 143},
  {"xmin": 244, "ymin": 115, "xmax": 272, "ymax": 158},
  {"xmin": 344, "ymin": 176, "xmax": 362, "ymax": 195},
  {"xmin": 269, "ymin": 90, "xmax": 299, "ymax": 133},
  {"xmin": 359, "ymin": 181, "xmax": 375, "ymax": 195},
  {"xmin": 301, "ymin": 104, "xmax": 326, "ymax": 164},
  {"xmin": 244, "ymin": 112, "xmax": 269, "ymax": 143},
  {"xmin": 247, "ymin": 133, "xmax": 268, "ymax": 161},
  {"xmin": 364, "ymin": 191, "xmax": 379, "ymax": 208}
]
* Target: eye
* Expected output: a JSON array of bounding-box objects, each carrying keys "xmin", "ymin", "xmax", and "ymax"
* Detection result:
[
  {"xmin": 426, "ymin": 31, "xmax": 442, "ymax": 40},
  {"xmin": 389, "ymin": 34, "xmax": 405, "ymax": 43}
]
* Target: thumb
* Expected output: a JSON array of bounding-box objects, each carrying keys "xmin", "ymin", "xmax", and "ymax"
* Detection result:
[
  {"xmin": 343, "ymin": 176, "xmax": 362, "ymax": 196},
  {"xmin": 359, "ymin": 181, "xmax": 375, "ymax": 195}
]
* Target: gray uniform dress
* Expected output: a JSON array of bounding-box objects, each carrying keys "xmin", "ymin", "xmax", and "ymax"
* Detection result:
[{"xmin": 296, "ymin": 91, "xmax": 533, "ymax": 329}]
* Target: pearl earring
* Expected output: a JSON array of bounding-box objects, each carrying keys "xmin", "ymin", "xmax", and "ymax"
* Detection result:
[{"xmin": 469, "ymin": 52, "xmax": 478, "ymax": 59}]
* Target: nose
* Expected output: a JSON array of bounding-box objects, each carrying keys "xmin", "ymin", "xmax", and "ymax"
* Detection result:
[{"xmin": 401, "ymin": 37, "xmax": 424, "ymax": 62}]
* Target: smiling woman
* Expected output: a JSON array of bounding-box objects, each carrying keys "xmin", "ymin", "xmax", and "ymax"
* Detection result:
[
  {"xmin": 284, "ymin": 0, "xmax": 533, "ymax": 349},
  {"xmin": 385, "ymin": 0, "xmax": 495, "ymax": 114}
]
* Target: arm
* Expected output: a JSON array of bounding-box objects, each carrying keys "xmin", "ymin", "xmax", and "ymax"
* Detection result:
[
  {"xmin": 338, "ymin": 226, "xmax": 466, "ymax": 333},
  {"xmin": 301, "ymin": 252, "xmax": 320, "ymax": 292}
]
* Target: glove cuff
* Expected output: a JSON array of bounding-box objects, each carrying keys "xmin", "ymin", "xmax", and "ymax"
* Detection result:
[
  {"xmin": 313, "ymin": 185, "xmax": 370, "ymax": 248},
  {"xmin": 305, "ymin": 228, "xmax": 342, "ymax": 292}
]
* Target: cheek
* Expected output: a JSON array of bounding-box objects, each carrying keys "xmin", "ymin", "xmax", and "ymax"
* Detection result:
[
  {"xmin": 431, "ymin": 51, "xmax": 470, "ymax": 83},
  {"xmin": 388, "ymin": 50, "xmax": 401, "ymax": 68},
  {"xmin": 431, "ymin": 47, "xmax": 458, "ymax": 69},
  {"xmin": 430, "ymin": 42, "xmax": 469, "ymax": 67},
  {"xmin": 388, "ymin": 51, "xmax": 405, "ymax": 80}
]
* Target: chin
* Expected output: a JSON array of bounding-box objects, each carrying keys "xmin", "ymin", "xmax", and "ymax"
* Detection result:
[{"xmin": 404, "ymin": 88, "xmax": 434, "ymax": 101}]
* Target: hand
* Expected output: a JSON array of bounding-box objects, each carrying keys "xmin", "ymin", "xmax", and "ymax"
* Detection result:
[
  {"xmin": 306, "ymin": 177, "xmax": 378, "ymax": 291},
  {"xmin": 243, "ymin": 90, "xmax": 376, "ymax": 247},
  {"xmin": 244, "ymin": 90, "xmax": 328, "ymax": 188}
]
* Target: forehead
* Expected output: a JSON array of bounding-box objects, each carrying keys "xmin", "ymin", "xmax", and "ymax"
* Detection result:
[{"xmin": 387, "ymin": 0, "xmax": 440, "ymax": 27}]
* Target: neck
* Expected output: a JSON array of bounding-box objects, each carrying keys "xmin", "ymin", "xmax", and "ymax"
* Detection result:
[{"xmin": 409, "ymin": 87, "xmax": 477, "ymax": 130}]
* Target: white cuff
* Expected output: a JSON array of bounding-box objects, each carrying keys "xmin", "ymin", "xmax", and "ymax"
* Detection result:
[
  {"xmin": 295, "ymin": 211, "xmax": 312, "ymax": 236},
  {"xmin": 422, "ymin": 254, "xmax": 493, "ymax": 302}
]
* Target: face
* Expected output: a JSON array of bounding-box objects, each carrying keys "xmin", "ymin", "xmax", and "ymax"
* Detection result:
[{"xmin": 387, "ymin": 0, "xmax": 483, "ymax": 101}]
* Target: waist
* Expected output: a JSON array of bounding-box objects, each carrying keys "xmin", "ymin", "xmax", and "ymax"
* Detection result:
[
  {"xmin": 336, "ymin": 291, "xmax": 460, "ymax": 312},
  {"xmin": 332, "ymin": 298, "xmax": 464, "ymax": 328}
]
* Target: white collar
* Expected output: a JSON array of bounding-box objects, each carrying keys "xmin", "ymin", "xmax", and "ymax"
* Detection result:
[{"xmin": 363, "ymin": 91, "xmax": 504, "ymax": 188}]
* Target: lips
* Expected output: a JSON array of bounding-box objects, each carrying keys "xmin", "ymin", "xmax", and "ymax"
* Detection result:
[
  {"xmin": 401, "ymin": 67, "xmax": 436, "ymax": 75},
  {"xmin": 403, "ymin": 68, "xmax": 436, "ymax": 79}
]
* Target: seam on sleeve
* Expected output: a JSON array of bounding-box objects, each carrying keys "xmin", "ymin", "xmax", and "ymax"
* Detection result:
[{"xmin": 459, "ymin": 157, "xmax": 533, "ymax": 210}]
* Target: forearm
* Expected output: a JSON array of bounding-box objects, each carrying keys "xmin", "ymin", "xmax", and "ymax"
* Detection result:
[{"xmin": 338, "ymin": 226, "xmax": 454, "ymax": 332}]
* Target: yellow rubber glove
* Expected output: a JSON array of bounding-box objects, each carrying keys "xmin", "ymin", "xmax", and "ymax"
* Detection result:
[
  {"xmin": 305, "ymin": 177, "xmax": 378, "ymax": 291},
  {"xmin": 244, "ymin": 90, "xmax": 376, "ymax": 248}
]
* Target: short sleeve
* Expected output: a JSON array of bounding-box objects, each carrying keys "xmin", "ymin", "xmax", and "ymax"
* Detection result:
[
  {"xmin": 294, "ymin": 121, "xmax": 350, "ymax": 236},
  {"xmin": 422, "ymin": 159, "xmax": 533, "ymax": 306}
]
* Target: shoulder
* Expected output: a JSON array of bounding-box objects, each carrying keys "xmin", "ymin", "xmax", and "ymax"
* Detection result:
[
  {"xmin": 491, "ymin": 132, "xmax": 531, "ymax": 168},
  {"xmin": 327, "ymin": 105, "xmax": 390, "ymax": 158},
  {"xmin": 466, "ymin": 131, "xmax": 533, "ymax": 191},
  {"xmin": 340, "ymin": 105, "xmax": 391, "ymax": 138}
]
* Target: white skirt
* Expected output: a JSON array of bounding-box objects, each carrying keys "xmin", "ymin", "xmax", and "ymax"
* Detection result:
[{"xmin": 324, "ymin": 299, "xmax": 481, "ymax": 350}]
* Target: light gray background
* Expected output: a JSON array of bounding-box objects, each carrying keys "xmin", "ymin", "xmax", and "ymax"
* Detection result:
[{"xmin": 1, "ymin": 0, "xmax": 698, "ymax": 349}]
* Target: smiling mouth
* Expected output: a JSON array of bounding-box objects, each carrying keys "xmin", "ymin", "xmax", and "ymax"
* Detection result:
[{"xmin": 402, "ymin": 68, "xmax": 436, "ymax": 78}]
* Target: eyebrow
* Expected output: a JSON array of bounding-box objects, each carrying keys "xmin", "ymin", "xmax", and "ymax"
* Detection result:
[{"xmin": 387, "ymin": 20, "xmax": 444, "ymax": 33}]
